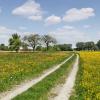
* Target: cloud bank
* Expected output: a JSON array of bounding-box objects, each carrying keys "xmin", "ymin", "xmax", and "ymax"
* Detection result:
[
  {"xmin": 63, "ymin": 8, "xmax": 95, "ymax": 22},
  {"xmin": 12, "ymin": 0, "xmax": 43, "ymax": 21}
]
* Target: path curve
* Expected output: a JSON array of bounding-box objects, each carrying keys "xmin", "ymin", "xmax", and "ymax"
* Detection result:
[
  {"xmin": 52, "ymin": 54, "xmax": 79, "ymax": 100},
  {"xmin": 0, "ymin": 54, "xmax": 74, "ymax": 100}
]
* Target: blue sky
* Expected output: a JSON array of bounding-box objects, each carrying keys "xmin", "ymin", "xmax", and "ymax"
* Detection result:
[{"xmin": 0, "ymin": 0, "xmax": 100, "ymax": 47}]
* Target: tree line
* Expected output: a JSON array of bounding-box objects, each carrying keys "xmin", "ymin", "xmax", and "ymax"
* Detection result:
[
  {"xmin": 0, "ymin": 33, "xmax": 72, "ymax": 52},
  {"xmin": 9, "ymin": 33, "xmax": 57, "ymax": 52},
  {"xmin": 0, "ymin": 33, "xmax": 100, "ymax": 52},
  {"xmin": 76, "ymin": 41, "xmax": 100, "ymax": 51}
]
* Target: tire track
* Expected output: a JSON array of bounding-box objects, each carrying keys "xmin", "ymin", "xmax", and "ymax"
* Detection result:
[{"xmin": 50, "ymin": 54, "xmax": 79, "ymax": 100}]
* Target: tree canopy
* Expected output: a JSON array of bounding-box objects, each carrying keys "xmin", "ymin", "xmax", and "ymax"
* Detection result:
[{"xmin": 9, "ymin": 33, "xmax": 21, "ymax": 52}]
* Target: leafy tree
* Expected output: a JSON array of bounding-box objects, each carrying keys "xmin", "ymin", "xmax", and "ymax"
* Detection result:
[
  {"xmin": 36, "ymin": 46, "xmax": 42, "ymax": 51},
  {"xmin": 0, "ymin": 44, "xmax": 9, "ymax": 51},
  {"xmin": 85, "ymin": 41, "xmax": 95, "ymax": 50},
  {"xmin": 93, "ymin": 45, "xmax": 99, "ymax": 51},
  {"xmin": 53, "ymin": 45, "xmax": 61, "ymax": 51},
  {"xmin": 21, "ymin": 42, "xmax": 28, "ymax": 51},
  {"xmin": 57, "ymin": 44, "xmax": 72, "ymax": 51},
  {"xmin": 76, "ymin": 41, "xmax": 96, "ymax": 51},
  {"xmin": 9, "ymin": 33, "xmax": 21, "ymax": 52},
  {"xmin": 76, "ymin": 42, "xmax": 85, "ymax": 51},
  {"xmin": 42, "ymin": 35, "xmax": 57, "ymax": 50},
  {"xmin": 23, "ymin": 34, "xmax": 40, "ymax": 51},
  {"xmin": 96, "ymin": 40, "xmax": 100, "ymax": 50}
]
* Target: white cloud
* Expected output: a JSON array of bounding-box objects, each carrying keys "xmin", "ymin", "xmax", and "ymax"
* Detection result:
[
  {"xmin": 12, "ymin": 0, "xmax": 43, "ymax": 21},
  {"xmin": 50, "ymin": 26, "xmax": 91, "ymax": 47},
  {"xmin": 0, "ymin": 26, "xmax": 19, "ymax": 44},
  {"xmin": 0, "ymin": 25, "xmax": 39, "ymax": 37},
  {"xmin": 62, "ymin": 25, "xmax": 75, "ymax": 30},
  {"xmin": 0, "ymin": 26, "xmax": 18, "ymax": 34},
  {"xmin": 0, "ymin": 26, "xmax": 34, "ymax": 44},
  {"xmin": 0, "ymin": 26, "xmax": 35, "ymax": 37},
  {"xmin": 63, "ymin": 8, "xmax": 95, "ymax": 22},
  {"xmin": 45, "ymin": 15, "xmax": 61, "ymax": 25}
]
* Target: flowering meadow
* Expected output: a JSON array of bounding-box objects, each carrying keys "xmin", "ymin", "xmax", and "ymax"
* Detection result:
[
  {"xmin": 70, "ymin": 52, "xmax": 100, "ymax": 100},
  {"xmin": 0, "ymin": 51, "xmax": 71, "ymax": 93},
  {"xmin": 13, "ymin": 53, "xmax": 76, "ymax": 100}
]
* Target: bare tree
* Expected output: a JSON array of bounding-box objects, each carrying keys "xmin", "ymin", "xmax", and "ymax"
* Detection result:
[
  {"xmin": 23, "ymin": 34, "xmax": 40, "ymax": 51},
  {"xmin": 42, "ymin": 35, "xmax": 57, "ymax": 50}
]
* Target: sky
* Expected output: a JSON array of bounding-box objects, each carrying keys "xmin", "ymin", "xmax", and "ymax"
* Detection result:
[{"xmin": 0, "ymin": 0, "xmax": 100, "ymax": 47}]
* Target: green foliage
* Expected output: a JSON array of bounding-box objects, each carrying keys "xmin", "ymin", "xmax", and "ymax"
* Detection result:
[
  {"xmin": 76, "ymin": 42, "xmax": 85, "ymax": 51},
  {"xmin": 9, "ymin": 33, "xmax": 21, "ymax": 52},
  {"xmin": 42, "ymin": 35, "xmax": 57, "ymax": 50},
  {"xmin": 23, "ymin": 34, "xmax": 40, "ymax": 51},
  {"xmin": 76, "ymin": 41, "xmax": 98, "ymax": 51},
  {"xmin": 0, "ymin": 44, "xmax": 9, "ymax": 51},
  {"xmin": 36, "ymin": 46, "xmax": 42, "ymax": 51},
  {"xmin": 21, "ymin": 42, "xmax": 28, "ymax": 51},
  {"xmin": 57, "ymin": 44, "xmax": 72, "ymax": 51},
  {"xmin": 96, "ymin": 40, "xmax": 100, "ymax": 50}
]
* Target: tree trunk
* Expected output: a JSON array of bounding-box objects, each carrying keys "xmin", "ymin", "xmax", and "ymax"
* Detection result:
[
  {"xmin": 46, "ymin": 43, "xmax": 49, "ymax": 51},
  {"xmin": 32, "ymin": 45, "xmax": 35, "ymax": 51}
]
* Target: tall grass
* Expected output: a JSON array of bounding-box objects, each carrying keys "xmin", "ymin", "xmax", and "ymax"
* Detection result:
[
  {"xmin": 70, "ymin": 52, "xmax": 100, "ymax": 100},
  {"xmin": 0, "ymin": 52, "xmax": 71, "ymax": 93},
  {"xmin": 13, "ymin": 54, "xmax": 76, "ymax": 100}
]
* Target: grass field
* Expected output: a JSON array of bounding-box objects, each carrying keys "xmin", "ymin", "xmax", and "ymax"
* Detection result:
[
  {"xmin": 0, "ymin": 51, "xmax": 71, "ymax": 93},
  {"xmin": 0, "ymin": 51, "xmax": 100, "ymax": 100},
  {"xmin": 13, "ymin": 54, "xmax": 76, "ymax": 100},
  {"xmin": 70, "ymin": 52, "xmax": 100, "ymax": 100}
]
